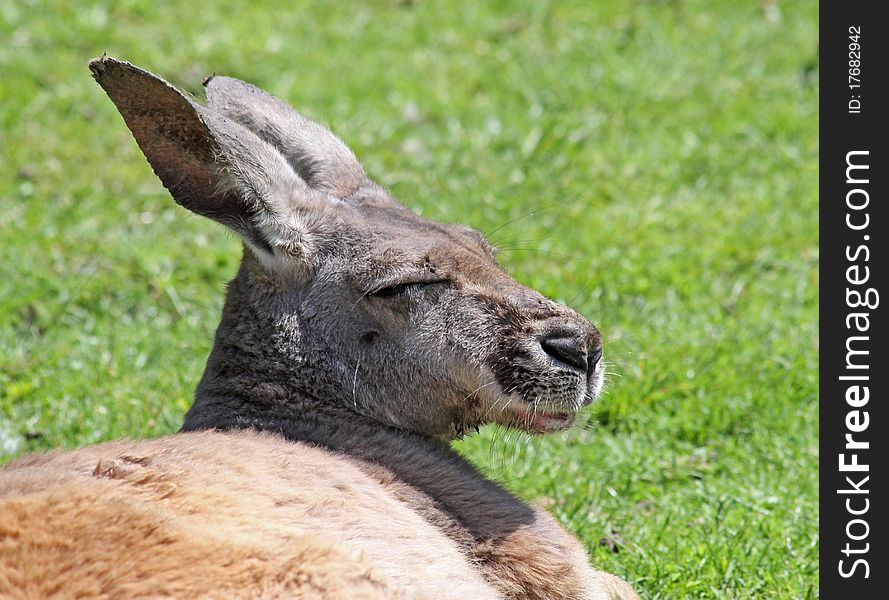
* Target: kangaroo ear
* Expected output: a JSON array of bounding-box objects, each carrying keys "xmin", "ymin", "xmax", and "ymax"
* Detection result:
[
  {"xmin": 204, "ymin": 75, "xmax": 371, "ymax": 199},
  {"xmin": 89, "ymin": 56, "xmax": 325, "ymax": 259}
]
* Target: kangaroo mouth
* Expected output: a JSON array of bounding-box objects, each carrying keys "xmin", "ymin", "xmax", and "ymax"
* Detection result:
[
  {"xmin": 503, "ymin": 403, "xmax": 576, "ymax": 434},
  {"xmin": 475, "ymin": 367, "xmax": 586, "ymax": 435}
]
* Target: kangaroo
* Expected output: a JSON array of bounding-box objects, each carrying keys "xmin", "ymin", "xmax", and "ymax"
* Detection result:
[{"xmin": 0, "ymin": 57, "xmax": 638, "ymax": 599}]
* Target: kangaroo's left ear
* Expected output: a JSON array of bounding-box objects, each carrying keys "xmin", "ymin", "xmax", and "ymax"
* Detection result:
[{"xmin": 90, "ymin": 56, "xmax": 333, "ymax": 262}]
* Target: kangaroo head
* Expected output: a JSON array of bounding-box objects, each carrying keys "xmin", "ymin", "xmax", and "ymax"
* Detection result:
[{"xmin": 91, "ymin": 57, "xmax": 603, "ymax": 440}]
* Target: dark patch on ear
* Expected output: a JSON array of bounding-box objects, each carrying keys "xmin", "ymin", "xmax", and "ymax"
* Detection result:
[{"xmin": 360, "ymin": 331, "xmax": 379, "ymax": 344}]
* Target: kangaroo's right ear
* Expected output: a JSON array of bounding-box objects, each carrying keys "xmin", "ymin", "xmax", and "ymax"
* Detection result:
[
  {"xmin": 203, "ymin": 75, "xmax": 373, "ymax": 200},
  {"xmin": 89, "ymin": 56, "xmax": 327, "ymax": 260}
]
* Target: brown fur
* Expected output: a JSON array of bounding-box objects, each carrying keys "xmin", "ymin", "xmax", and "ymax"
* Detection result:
[
  {"xmin": 0, "ymin": 57, "xmax": 639, "ymax": 599},
  {"xmin": 1, "ymin": 430, "xmax": 637, "ymax": 598},
  {"xmin": 1, "ymin": 431, "xmax": 490, "ymax": 599}
]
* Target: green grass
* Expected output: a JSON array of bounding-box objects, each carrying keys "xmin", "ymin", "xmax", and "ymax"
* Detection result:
[{"xmin": 1, "ymin": 1, "xmax": 817, "ymax": 597}]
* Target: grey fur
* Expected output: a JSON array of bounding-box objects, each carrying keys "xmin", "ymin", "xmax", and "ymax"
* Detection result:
[
  {"xmin": 205, "ymin": 74, "xmax": 371, "ymax": 199},
  {"xmin": 89, "ymin": 56, "xmax": 635, "ymax": 599}
]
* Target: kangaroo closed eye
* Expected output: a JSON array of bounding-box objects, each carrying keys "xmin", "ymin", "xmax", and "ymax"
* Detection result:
[
  {"xmin": 370, "ymin": 282, "xmax": 424, "ymax": 297},
  {"xmin": 369, "ymin": 278, "xmax": 450, "ymax": 297}
]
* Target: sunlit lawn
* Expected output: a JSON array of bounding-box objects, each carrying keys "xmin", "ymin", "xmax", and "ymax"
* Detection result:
[{"xmin": 1, "ymin": 1, "xmax": 817, "ymax": 596}]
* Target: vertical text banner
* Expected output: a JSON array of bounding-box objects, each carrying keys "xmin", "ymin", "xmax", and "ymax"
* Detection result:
[{"xmin": 820, "ymin": 1, "xmax": 887, "ymax": 596}]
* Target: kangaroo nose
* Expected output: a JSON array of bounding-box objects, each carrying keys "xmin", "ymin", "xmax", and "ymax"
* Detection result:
[
  {"xmin": 587, "ymin": 341, "xmax": 603, "ymax": 372},
  {"xmin": 540, "ymin": 333, "xmax": 590, "ymax": 373}
]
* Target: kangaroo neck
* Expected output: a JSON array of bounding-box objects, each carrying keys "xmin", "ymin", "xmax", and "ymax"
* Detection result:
[{"xmin": 208, "ymin": 411, "xmax": 536, "ymax": 541}]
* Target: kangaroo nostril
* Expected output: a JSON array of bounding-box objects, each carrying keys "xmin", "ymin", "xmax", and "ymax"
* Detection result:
[
  {"xmin": 587, "ymin": 343, "xmax": 603, "ymax": 372},
  {"xmin": 540, "ymin": 335, "xmax": 588, "ymax": 373}
]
